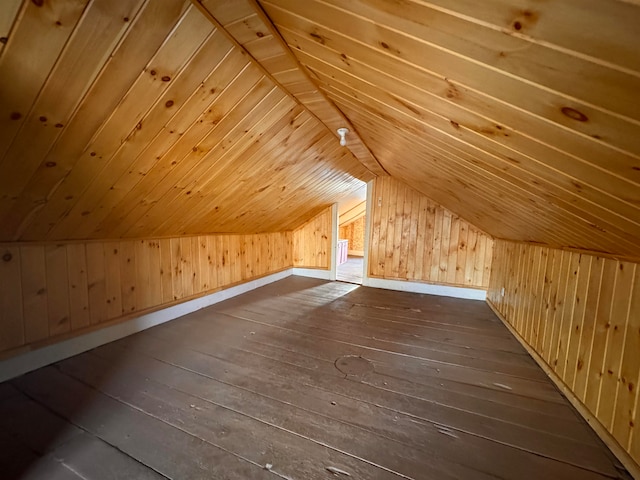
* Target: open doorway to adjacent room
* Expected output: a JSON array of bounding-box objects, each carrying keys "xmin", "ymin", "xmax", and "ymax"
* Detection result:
[{"xmin": 336, "ymin": 182, "xmax": 367, "ymax": 284}]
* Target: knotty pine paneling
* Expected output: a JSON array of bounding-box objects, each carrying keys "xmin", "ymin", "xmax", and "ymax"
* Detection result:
[
  {"xmin": 488, "ymin": 239, "xmax": 640, "ymax": 468},
  {"xmin": 292, "ymin": 207, "xmax": 332, "ymax": 269},
  {"xmin": 0, "ymin": 232, "xmax": 292, "ymax": 357},
  {"xmin": 339, "ymin": 216, "xmax": 365, "ymax": 255},
  {"xmin": 262, "ymin": 0, "xmax": 640, "ymax": 260},
  {"xmin": 0, "ymin": 0, "xmax": 369, "ymax": 242},
  {"xmin": 369, "ymin": 177, "xmax": 492, "ymax": 289}
]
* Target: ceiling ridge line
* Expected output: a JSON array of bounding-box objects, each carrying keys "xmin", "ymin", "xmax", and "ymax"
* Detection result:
[
  {"xmin": 191, "ymin": 0, "xmax": 385, "ymax": 178},
  {"xmin": 247, "ymin": 0, "xmax": 389, "ymax": 177}
]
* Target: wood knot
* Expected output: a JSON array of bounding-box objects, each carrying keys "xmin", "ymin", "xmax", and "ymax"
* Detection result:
[
  {"xmin": 165, "ymin": 100, "xmax": 174, "ymax": 108},
  {"xmin": 561, "ymin": 107, "xmax": 588, "ymax": 122},
  {"xmin": 161, "ymin": 76, "xmax": 171, "ymax": 82},
  {"xmin": 32, "ymin": 0, "xmax": 44, "ymax": 6},
  {"xmin": 45, "ymin": 161, "xmax": 56, "ymax": 168},
  {"xmin": 10, "ymin": 112, "xmax": 22, "ymax": 120},
  {"xmin": 2, "ymin": 252, "xmax": 12, "ymax": 262},
  {"xmin": 0, "ymin": 37, "xmax": 7, "ymax": 44}
]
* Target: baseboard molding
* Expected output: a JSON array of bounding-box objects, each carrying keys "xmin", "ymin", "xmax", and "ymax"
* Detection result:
[
  {"xmin": 486, "ymin": 299, "xmax": 639, "ymax": 480},
  {"xmin": 292, "ymin": 267, "xmax": 332, "ymax": 280},
  {"xmin": 0, "ymin": 269, "xmax": 293, "ymax": 383},
  {"xmin": 363, "ymin": 276, "xmax": 486, "ymax": 300}
]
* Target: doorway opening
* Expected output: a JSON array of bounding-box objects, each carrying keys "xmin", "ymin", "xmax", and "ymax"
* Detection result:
[{"xmin": 335, "ymin": 182, "xmax": 367, "ymax": 284}]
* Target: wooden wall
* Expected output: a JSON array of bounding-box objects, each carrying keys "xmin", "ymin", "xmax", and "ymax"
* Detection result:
[
  {"xmin": 0, "ymin": 232, "xmax": 292, "ymax": 357},
  {"xmin": 369, "ymin": 177, "xmax": 492, "ymax": 288},
  {"xmin": 292, "ymin": 207, "xmax": 332, "ymax": 269},
  {"xmin": 339, "ymin": 216, "xmax": 365, "ymax": 255},
  {"xmin": 488, "ymin": 240, "xmax": 640, "ymax": 468}
]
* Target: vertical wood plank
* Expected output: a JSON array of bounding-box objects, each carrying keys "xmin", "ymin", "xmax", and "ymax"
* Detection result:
[
  {"xmin": 119, "ymin": 240, "xmax": 137, "ymax": 314},
  {"xmin": 45, "ymin": 244, "xmax": 70, "ymax": 336},
  {"xmin": 135, "ymin": 240, "xmax": 151, "ymax": 311},
  {"xmin": 584, "ymin": 259, "xmax": 618, "ymax": 414},
  {"xmin": 159, "ymin": 239, "xmax": 173, "ymax": 303},
  {"xmin": 206, "ymin": 235, "xmax": 219, "ymax": 290},
  {"xmin": 171, "ymin": 238, "xmax": 183, "ymax": 301},
  {"xmin": 190, "ymin": 236, "xmax": 201, "ymax": 295},
  {"xmin": 66, "ymin": 243, "xmax": 90, "ymax": 331},
  {"xmin": 574, "ymin": 256, "xmax": 605, "ymax": 399},
  {"xmin": 0, "ymin": 246, "xmax": 24, "ymax": 350},
  {"xmin": 563, "ymin": 254, "xmax": 592, "ymax": 387},
  {"xmin": 103, "ymin": 241, "xmax": 122, "ymax": 320},
  {"xmin": 20, "ymin": 245, "xmax": 48, "ymax": 343},
  {"xmin": 430, "ymin": 205, "xmax": 443, "ymax": 281},
  {"xmin": 464, "ymin": 228, "xmax": 477, "ymax": 286},
  {"xmin": 613, "ymin": 265, "xmax": 640, "ymax": 451},
  {"xmin": 438, "ymin": 210, "xmax": 451, "ymax": 284},
  {"xmin": 598, "ymin": 261, "xmax": 635, "ymax": 429},
  {"xmin": 198, "ymin": 236, "xmax": 210, "ymax": 291},
  {"xmin": 86, "ymin": 242, "xmax": 107, "ymax": 325},
  {"xmin": 446, "ymin": 215, "xmax": 459, "ymax": 285},
  {"xmin": 555, "ymin": 252, "xmax": 581, "ymax": 375},
  {"xmin": 148, "ymin": 240, "xmax": 162, "ymax": 307},
  {"xmin": 180, "ymin": 237, "xmax": 194, "ymax": 298},
  {"xmin": 455, "ymin": 221, "xmax": 468, "ymax": 285},
  {"xmin": 413, "ymin": 195, "xmax": 427, "ymax": 281}
]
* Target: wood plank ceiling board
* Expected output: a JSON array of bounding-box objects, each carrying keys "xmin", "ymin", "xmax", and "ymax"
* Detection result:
[
  {"xmin": 0, "ymin": 0, "xmax": 370, "ymax": 242},
  {"xmin": 259, "ymin": 0, "xmax": 640, "ymax": 260},
  {"xmin": 195, "ymin": 0, "xmax": 387, "ymax": 177}
]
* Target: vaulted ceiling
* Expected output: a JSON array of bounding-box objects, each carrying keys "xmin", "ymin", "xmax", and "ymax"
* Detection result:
[{"xmin": 1, "ymin": 0, "xmax": 639, "ymax": 260}]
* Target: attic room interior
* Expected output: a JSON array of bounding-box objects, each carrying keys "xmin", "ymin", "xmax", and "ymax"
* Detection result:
[{"xmin": 0, "ymin": 0, "xmax": 639, "ymax": 478}]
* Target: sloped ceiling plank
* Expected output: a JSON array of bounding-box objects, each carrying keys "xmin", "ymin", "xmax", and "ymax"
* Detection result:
[
  {"xmin": 418, "ymin": 0, "xmax": 640, "ymax": 74},
  {"xmin": 1, "ymin": 0, "xmax": 191, "ymax": 240},
  {"xmin": 137, "ymin": 96, "xmax": 312, "ymax": 237},
  {"xmin": 41, "ymin": 3, "xmax": 216, "ymax": 241},
  {"xmin": 0, "ymin": 0, "xmax": 92, "ymax": 161},
  {"xmin": 195, "ymin": 0, "xmax": 387, "ymax": 176},
  {"xmin": 265, "ymin": 0, "xmax": 640, "ymax": 158},
  {"xmin": 0, "ymin": 0, "xmax": 22, "ymax": 56},
  {"xmin": 333, "ymin": 84, "xmax": 640, "ymax": 254},
  {"xmin": 280, "ymin": 22, "xmax": 640, "ymax": 190},
  {"xmin": 48, "ymin": 28, "xmax": 239, "ymax": 240},
  {"xmin": 261, "ymin": 0, "xmax": 640, "ymax": 259},
  {"xmin": 346, "ymin": 106, "xmax": 638, "ymax": 254},
  {"xmin": 309, "ymin": 61, "xmax": 640, "ymax": 245},
  {"xmin": 0, "ymin": 0, "xmax": 369, "ymax": 241},
  {"xmin": 0, "ymin": 0, "xmax": 146, "ymax": 235}
]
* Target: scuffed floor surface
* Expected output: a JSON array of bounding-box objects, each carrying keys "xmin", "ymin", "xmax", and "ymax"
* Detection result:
[{"xmin": 0, "ymin": 277, "xmax": 630, "ymax": 479}]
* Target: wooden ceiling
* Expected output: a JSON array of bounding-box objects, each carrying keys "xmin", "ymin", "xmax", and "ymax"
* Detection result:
[
  {"xmin": 1, "ymin": 0, "xmax": 639, "ymax": 260},
  {"xmin": 259, "ymin": 0, "xmax": 640, "ymax": 260},
  {"xmin": 0, "ymin": 0, "xmax": 372, "ymax": 242}
]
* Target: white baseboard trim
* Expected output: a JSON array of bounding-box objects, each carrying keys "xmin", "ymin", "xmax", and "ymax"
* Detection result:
[
  {"xmin": 292, "ymin": 267, "xmax": 332, "ymax": 280},
  {"xmin": 363, "ymin": 277, "xmax": 486, "ymax": 300},
  {"xmin": 0, "ymin": 268, "xmax": 293, "ymax": 383}
]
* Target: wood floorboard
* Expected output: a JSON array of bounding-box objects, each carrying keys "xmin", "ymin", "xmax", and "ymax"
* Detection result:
[
  {"xmin": 0, "ymin": 276, "xmax": 628, "ymax": 479},
  {"xmin": 136, "ymin": 309, "xmax": 616, "ymax": 473}
]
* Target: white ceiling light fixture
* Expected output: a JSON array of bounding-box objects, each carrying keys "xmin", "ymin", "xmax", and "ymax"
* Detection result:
[{"xmin": 337, "ymin": 127, "xmax": 349, "ymax": 146}]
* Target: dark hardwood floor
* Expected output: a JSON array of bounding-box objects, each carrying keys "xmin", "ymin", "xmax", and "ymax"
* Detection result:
[{"xmin": 0, "ymin": 277, "xmax": 630, "ymax": 479}]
